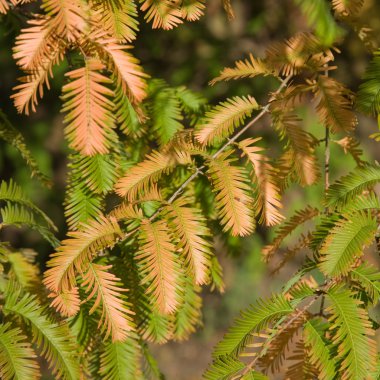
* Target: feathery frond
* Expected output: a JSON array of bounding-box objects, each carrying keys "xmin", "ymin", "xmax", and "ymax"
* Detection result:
[
  {"xmin": 140, "ymin": 0, "xmax": 183, "ymax": 30},
  {"xmin": 207, "ymin": 152, "xmax": 255, "ymax": 236},
  {"xmin": 204, "ymin": 355, "xmax": 245, "ymax": 380},
  {"xmin": 164, "ymin": 198, "xmax": 212, "ymax": 285},
  {"xmin": 350, "ymin": 262, "xmax": 380, "ymax": 305},
  {"xmin": 115, "ymin": 151, "xmax": 175, "ymax": 200},
  {"xmin": 137, "ymin": 219, "xmax": 180, "ymax": 314},
  {"xmin": 180, "ymin": 0, "xmax": 205, "ymax": 21},
  {"xmin": 309, "ymin": 75, "xmax": 357, "ymax": 133},
  {"xmin": 213, "ymin": 294, "xmax": 293, "ymax": 357},
  {"xmin": 7, "ymin": 252, "xmax": 39, "ymax": 289},
  {"xmin": 332, "ymin": 0, "xmax": 364, "ymax": 16},
  {"xmin": 82, "ymin": 263, "xmax": 135, "ymax": 341},
  {"xmin": 4, "ymin": 289, "xmax": 80, "ymax": 380},
  {"xmin": 44, "ymin": 215, "xmax": 122, "ymax": 292},
  {"xmin": 196, "ymin": 96, "xmax": 259, "ymax": 146},
  {"xmin": 210, "ymin": 55, "xmax": 275, "ymax": 85},
  {"xmin": 325, "ymin": 165, "xmax": 380, "ymax": 209},
  {"xmin": 326, "ymin": 286, "xmax": 377, "ymax": 379},
  {"xmin": 239, "ymin": 138, "xmax": 284, "ymax": 226},
  {"xmin": 61, "ymin": 58, "xmax": 116, "ymax": 155},
  {"xmin": 319, "ymin": 211, "xmax": 377, "ymax": 277},
  {"xmin": 0, "ymin": 323, "xmax": 40, "ymax": 380}
]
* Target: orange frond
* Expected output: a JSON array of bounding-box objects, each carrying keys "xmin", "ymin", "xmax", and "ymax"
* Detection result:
[
  {"xmin": 207, "ymin": 152, "xmax": 255, "ymax": 236},
  {"xmin": 140, "ymin": 0, "xmax": 183, "ymax": 30},
  {"xmin": 97, "ymin": 38, "xmax": 148, "ymax": 103},
  {"xmin": 41, "ymin": 0, "xmax": 87, "ymax": 40},
  {"xmin": 82, "ymin": 263, "xmax": 135, "ymax": 341},
  {"xmin": 49, "ymin": 287, "xmax": 80, "ymax": 317},
  {"xmin": 0, "ymin": 0, "xmax": 9, "ymax": 13},
  {"xmin": 165, "ymin": 198, "xmax": 212, "ymax": 285},
  {"xmin": 114, "ymin": 151, "xmax": 175, "ymax": 201},
  {"xmin": 239, "ymin": 138, "xmax": 284, "ymax": 226},
  {"xmin": 61, "ymin": 58, "xmax": 116, "ymax": 155},
  {"xmin": 43, "ymin": 215, "xmax": 122, "ymax": 293},
  {"xmin": 196, "ymin": 96, "xmax": 259, "ymax": 146},
  {"xmin": 137, "ymin": 219, "xmax": 180, "ymax": 314}
]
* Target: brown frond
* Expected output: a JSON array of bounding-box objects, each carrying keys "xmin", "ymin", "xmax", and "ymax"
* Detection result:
[
  {"xmin": 239, "ymin": 138, "xmax": 284, "ymax": 226},
  {"xmin": 207, "ymin": 152, "xmax": 255, "ymax": 236},
  {"xmin": 265, "ymin": 33, "xmax": 332, "ymax": 76},
  {"xmin": 61, "ymin": 58, "xmax": 116, "ymax": 155},
  {"xmin": 137, "ymin": 219, "xmax": 180, "ymax": 314},
  {"xmin": 91, "ymin": 0, "xmax": 138, "ymax": 42},
  {"xmin": 262, "ymin": 206, "xmax": 319, "ymax": 262},
  {"xmin": 140, "ymin": 0, "xmax": 183, "ymax": 29},
  {"xmin": 286, "ymin": 340, "xmax": 318, "ymax": 379},
  {"xmin": 210, "ymin": 54, "xmax": 275, "ymax": 85},
  {"xmin": 272, "ymin": 112, "xmax": 319, "ymax": 186},
  {"xmin": 258, "ymin": 314, "xmax": 306, "ymax": 374},
  {"xmin": 49, "ymin": 288, "xmax": 80, "ymax": 317},
  {"xmin": 114, "ymin": 151, "xmax": 175, "ymax": 201},
  {"xmin": 333, "ymin": 136, "xmax": 365, "ymax": 167},
  {"xmin": 332, "ymin": 0, "xmax": 364, "ymax": 17},
  {"xmin": 222, "ymin": 0, "xmax": 234, "ymax": 19},
  {"xmin": 165, "ymin": 198, "xmax": 212, "ymax": 285},
  {"xmin": 180, "ymin": 0, "xmax": 205, "ymax": 21},
  {"xmin": 43, "ymin": 215, "xmax": 122, "ymax": 293},
  {"xmin": 41, "ymin": 0, "xmax": 87, "ymax": 40},
  {"xmin": 308, "ymin": 75, "xmax": 357, "ymax": 133},
  {"xmin": 196, "ymin": 96, "xmax": 259, "ymax": 146},
  {"xmin": 82, "ymin": 263, "xmax": 135, "ymax": 341}
]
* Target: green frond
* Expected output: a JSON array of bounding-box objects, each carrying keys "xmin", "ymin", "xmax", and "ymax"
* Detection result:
[
  {"xmin": 325, "ymin": 165, "xmax": 380, "ymax": 210},
  {"xmin": 337, "ymin": 193, "xmax": 380, "ymax": 214},
  {"xmin": 196, "ymin": 96, "xmax": 259, "ymax": 146},
  {"xmin": 172, "ymin": 276, "xmax": 202, "ymax": 340},
  {"xmin": 4, "ymin": 288, "xmax": 80, "ymax": 380},
  {"xmin": 357, "ymin": 50, "xmax": 380, "ymax": 115},
  {"xmin": 140, "ymin": 307, "xmax": 172, "ymax": 343},
  {"xmin": 207, "ymin": 152, "xmax": 255, "ymax": 237},
  {"xmin": 0, "ymin": 204, "xmax": 59, "ymax": 247},
  {"xmin": 303, "ymin": 319, "xmax": 337, "ymax": 380},
  {"xmin": 0, "ymin": 109, "xmax": 51, "ymax": 186},
  {"xmin": 204, "ymin": 355, "xmax": 245, "ymax": 380},
  {"xmin": 174, "ymin": 85, "xmax": 206, "ymax": 116},
  {"xmin": 150, "ymin": 85, "xmax": 184, "ymax": 145},
  {"xmin": 0, "ymin": 322, "xmax": 40, "ymax": 380},
  {"xmin": 319, "ymin": 211, "xmax": 377, "ymax": 277},
  {"xmin": 293, "ymin": 0, "xmax": 342, "ymax": 46},
  {"xmin": 350, "ymin": 262, "xmax": 380, "ymax": 305},
  {"xmin": 92, "ymin": 0, "xmax": 139, "ymax": 42},
  {"xmin": 213, "ymin": 294, "xmax": 293, "ymax": 357},
  {"xmin": 0, "ymin": 179, "xmax": 56, "ymax": 230},
  {"xmin": 7, "ymin": 252, "xmax": 39, "ymax": 289},
  {"xmin": 99, "ymin": 335, "xmax": 143, "ymax": 380},
  {"xmin": 309, "ymin": 213, "xmax": 340, "ymax": 251},
  {"xmin": 326, "ymin": 286, "xmax": 377, "ymax": 379}
]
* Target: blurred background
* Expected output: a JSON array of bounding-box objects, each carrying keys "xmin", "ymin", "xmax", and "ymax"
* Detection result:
[{"xmin": 1, "ymin": 0, "xmax": 380, "ymax": 378}]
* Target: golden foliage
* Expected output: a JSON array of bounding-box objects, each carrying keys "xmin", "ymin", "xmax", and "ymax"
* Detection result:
[
  {"xmin": 165, "ymin": 198, "xmax": 212, "ymax": 285},
  {"xmin": 207, "ymin": 152, "xmax": 255, "ymax": 236},
  {"xmin": 239, "ymin": 138, "xmax": 284, "ymax": 226},
  {"xmin": 137, "ymin": 219, "xmax": 180, "ymax": 314},
  {"xmin": 43, "ymin": 215, "xmax": 122, "ymax": 293},
  {"xmin": 196, "ymin": 96, "xmax": 259, "ymax": 146},
  {"xmin": 82, "ymin": 263, "xmax": 135, "ymax": 341},
  {"xmin": 210, "ymin": 54, "xmax": 275, "ymax": 85},
  {"xmin": 62, "ymin": 58, "xmax": 116, "ymax": 155},
  {"xmin": 332, "ymin": 0, "xmax": 364, "ymax": 17},
  {"xmin": 115, "ymin": 151, "xmax": 175, "ymax": 201},
  {"xmin": 181, "ymin": 0, "xmax": 205, "ymax": 21}
]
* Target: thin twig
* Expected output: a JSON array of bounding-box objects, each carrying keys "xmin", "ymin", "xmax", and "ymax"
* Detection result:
[{"xmin": 121, "ymin": 74, "xmax": 293, "ymax": 239}]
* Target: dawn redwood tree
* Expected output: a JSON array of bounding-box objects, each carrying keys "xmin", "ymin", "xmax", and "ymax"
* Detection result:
[{"xmin": 1, "ymin": 0, "xmax": 380, "ymax": 379}]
